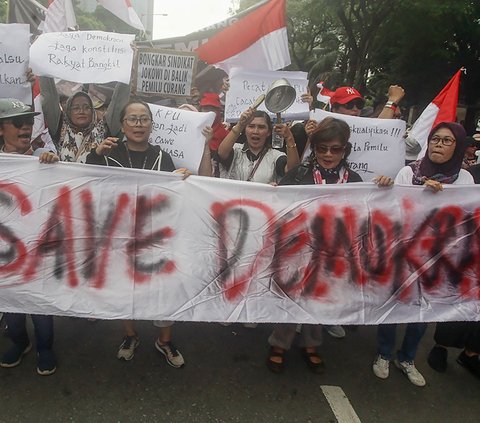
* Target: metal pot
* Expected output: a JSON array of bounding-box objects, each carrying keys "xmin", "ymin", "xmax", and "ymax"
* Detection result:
[{"xmin": 264, "ymin": 78, "xmax": 297, "ymax": 114}]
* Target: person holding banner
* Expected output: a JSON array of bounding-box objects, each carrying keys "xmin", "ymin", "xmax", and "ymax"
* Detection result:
[
  {"xmin": 265, "ymin": 117, "xmax": 366, "ymax": 374},
  {"xmin": 0, "ymin": 98, "xmax": 59, "ymax": 376},
  {"xmin": 217, "ymin": 108, "xmax": 300, "ymax": 184},
  {"xmin": 39, "ymin": 77, "xmax": 130, "ymax": 163},
  {"xmin": 373, "ymin": 121, "xmax": 473, "ymax": 387},
  {"xmin": 86, "ymin": 99, "xmax": 213, "ymax": 367}
]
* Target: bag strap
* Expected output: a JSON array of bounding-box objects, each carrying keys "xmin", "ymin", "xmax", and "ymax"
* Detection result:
[{"xmin": 246, "ymin": 148, "xmax": 268, "ymax": 182}]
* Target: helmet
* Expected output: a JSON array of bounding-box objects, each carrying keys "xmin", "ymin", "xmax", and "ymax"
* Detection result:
[{"xmin": 0, "ymin": 98, "xmax": 40, "ymax": 120}]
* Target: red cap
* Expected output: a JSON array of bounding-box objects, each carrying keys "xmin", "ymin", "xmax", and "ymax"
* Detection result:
[
  {"xmin": 199, "ymin": 92, "xmax": 221, "ymax": 108},
  {"xmin": 330, "ymin": 86, "xmax": 363, "ymax": 105}
]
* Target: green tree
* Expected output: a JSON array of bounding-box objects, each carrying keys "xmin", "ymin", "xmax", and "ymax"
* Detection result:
[{"xmin": 0, "ymin": 0, "xmax": 7, "ymax": 22}]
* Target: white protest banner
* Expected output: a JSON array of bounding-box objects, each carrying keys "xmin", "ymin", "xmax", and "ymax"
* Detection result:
[
  {"xmin": 148, "ymin": 103, "xmax": 215, "ymax": 172},
  {"xmin": 225, "ymin": 67, "xmax": 310, "ymax": 122},
  {"xmin": 29, "ymin": 31, "xmax": 135, "ymax": 84},
  {"xmin": 1, "ymin": 155, "xmax": 480, "ymax": 324},
  {"xmin": 134, "ymin": 48, "xmax": 197, "ymax": 98},
  {"xmin": 0, "ymin": 24, "xmax": 31, "ymax": 104},
  {"xmin": 310, "ymin": 109, "xmax": 406, "ymax": 181}
]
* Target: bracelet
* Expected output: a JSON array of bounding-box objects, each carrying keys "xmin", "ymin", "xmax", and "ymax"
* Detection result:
[
  {"xmin": 287, "ymin": 142, "xmax": 297, "ymax": 149},
  {"xmin": 384, "ymin": 100, "xmax": 398, "ymax": 111},
  {"xmin": 231, "ymin": 127, "xmax": 241, "ymax": 136}
]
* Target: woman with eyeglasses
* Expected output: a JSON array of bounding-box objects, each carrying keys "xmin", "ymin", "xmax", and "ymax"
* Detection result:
[
  {"xmin": 0, "ymin": 98, "xmax": 58, "ymax": 376},
  {"xmin": 372, "ymin": 122, "xmax": 473, "ymax": 388},
  {"xmin": 86, "ymin": 99, "xmax": 212, "ymax": 368},
  {"xmin": 266, "ymin": 117, "xmax": 366, "ymax": 374},
  {"xmin": 39, "ymin": 76, "xmax": 130, "ymax": 163}
]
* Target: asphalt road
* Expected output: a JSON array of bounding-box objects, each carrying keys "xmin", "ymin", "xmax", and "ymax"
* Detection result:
[{"xmin": 0, "ymin": 318, "xmax": 479, "ymax": 423}]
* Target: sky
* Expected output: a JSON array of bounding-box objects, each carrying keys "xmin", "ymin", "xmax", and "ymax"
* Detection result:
[{"xmin": 152, "ymin": 0, "xmax": 239, "ymax": 40}]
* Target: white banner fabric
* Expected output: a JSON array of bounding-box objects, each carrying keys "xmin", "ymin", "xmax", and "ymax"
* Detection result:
[
  {"xmin": 310, "ymin": 109, "xmax": 407, "ymax": 181},
  {"xmin": 148, "ymin": 103, "xmax": 215, "ymax": 173},
  {"xmin": 29, "ymin": 31, "xmax": 135, "ymax": 84},
  {"xmin": 1, "ymin": 156, "xmax": 480, "ymax": 324},
  {"xmin": 0, "ymin": 24, "xmax": 31, "ymax": 104},
  {"xmin": 225, "ymin": 67, "xmax": 310, "ymax": 123}
]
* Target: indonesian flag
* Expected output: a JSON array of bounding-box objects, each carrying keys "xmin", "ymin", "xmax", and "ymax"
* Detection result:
[
  {"xmin": 97, "ymin": 0, "xmax": 145, "ymax": 31},
  {"xmin": 316, "ymin": 81, "xmax": 335, "ymax": 105},
  {"xmin": 195, "ymin": 0, "xmax": 290, "ymax": 72},
  {"xmin": 43, "ymin": 0, "xmax": 77, "ymax": 33},
  {"xmin": 409, "ymin": 68, "xmax": 463, "ymax": 155}
]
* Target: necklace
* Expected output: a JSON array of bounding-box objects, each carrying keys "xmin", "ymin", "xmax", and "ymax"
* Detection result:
[{"xmin": 125, "ymin": 146, "xmax": 148, "ymax": 169}]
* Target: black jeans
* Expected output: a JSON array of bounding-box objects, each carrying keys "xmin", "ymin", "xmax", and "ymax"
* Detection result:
[
  {"xmin": 4, "ymin": 313, "xmax": 54, "ymax": 352},
  {"xmin": 434, "ymin": 322, "xmax": 480, "ymax": 353}
]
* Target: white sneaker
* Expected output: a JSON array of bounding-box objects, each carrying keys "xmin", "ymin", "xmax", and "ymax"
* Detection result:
[
  {"xmin": 117, "ymin": 335, "xmax": 139, "ymax": 361},
  {"xmin": 155, "ymin": 340, "xmax": 185, "ymax": 368},
  {"xmin": 373, "ymin": 355, "xmax": 390, "ymax": 379},
  {"xmin": 326, "ymin": 325, "xmax": 346, "ymax": 338},
  {"xmin": 394, "ymin": 359, "xmax": 426, "ymax": 387}
]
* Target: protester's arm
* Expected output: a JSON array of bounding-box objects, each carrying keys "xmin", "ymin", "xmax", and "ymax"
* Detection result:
[
  {"xmin": 377, "ymin": 85, "xmax": 405, "ymax": 119},
  {"xmin": 197, "ymin": 126, "xmax": 213, "ymax": 176},
  {"xmin": 105, "ymin": 83, "xmax": 131, "ymax": 137},
  {"xmin": 39, "ymin": 76, "xmax": 62, "ymax": 138},
  {"xmin": 273, "ymin": 123, "xmax": 300, "ymax": 172},
  {"xmin": 217, "ymin": 107, "xmax": 254, "ymax": 161}
]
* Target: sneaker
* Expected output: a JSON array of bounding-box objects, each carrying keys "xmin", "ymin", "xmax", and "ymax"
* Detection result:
[
  {"xmin": 457, "ymin": 350, "xmax": 480, "ymax": 378},
  {"xmin": 117, "ymin": 335, "xmax": 139, "ymax": 361},
  {"xmin": 0, "ymin": 343, "xmax": 32, "ymax": 368},
  {"xmin": 372, "ymin": 355, "xmax": 390, "ymax": 379},
  {"xmin": 155, "ymin": 340, "xmax": 185, "ymax": 368},
  {"xmin": 37, "ymin": 350, "xmax": 56, "ymax": 376},
  {"xmin": 427, "ymin": 346, "xmax": 448, "ymax": 372},
  {"xmin": 326, "ymin": 325, "xmax": 346, "ymax": 339},
  {"xmin": 394, "ymin": 359, "xmax": 426, "ymax": 387}
]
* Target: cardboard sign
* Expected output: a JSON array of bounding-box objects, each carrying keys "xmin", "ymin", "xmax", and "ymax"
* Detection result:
[
  {"xmin": 310, "ymin": 109, "xmax": 406, "ymax": 181},
  {"xmin": 0, "ymin": 24, "xmax": 31, "ymax": 104},
  {"xmin": 1, "ymin": 156, "xmax": 480, "ymax": 324},
  {"xmin": 148, "ymin": 103, "xmax": 215, "ymax": 172},
  {"xmin": 134, "ymin": 48, "xmax": 197, "ymax": 98},
  {"xmin": 225, "ymin": 67, "xmax": 310, "ymax": 122},
  {"xmin": 29, "ymin": 31, "xmax": 135, "ymax": 84}
]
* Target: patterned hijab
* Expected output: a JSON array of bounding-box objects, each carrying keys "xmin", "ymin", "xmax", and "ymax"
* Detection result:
[
  {"xmin": 58, "ymin": 91, "xmax": 106, "ymax": 163},
  {"xmin": 410, "ymin": 122, "xmax": 467, "ymax": 185}
]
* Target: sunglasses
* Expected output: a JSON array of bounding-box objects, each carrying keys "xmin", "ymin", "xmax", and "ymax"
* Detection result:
[
  {"xmin": 343, "ymin": 99, "xmax": 365, "ymax": 110},
  {"xmin": 316, "ymin": 144, "xmax": 346, "ymax": 154},
  {"xmin": 5, "ymin": 115, "xmax": 35, "ymax": 129}
]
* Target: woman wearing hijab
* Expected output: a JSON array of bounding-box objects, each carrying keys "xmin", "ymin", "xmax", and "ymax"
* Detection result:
[
  {"xmin": 373, "ymin": 122, "xmax": 474, "ymax": 387},
  {"xmin": 39, "ymin": 77, "xmax": 130, "ymax": 163}
]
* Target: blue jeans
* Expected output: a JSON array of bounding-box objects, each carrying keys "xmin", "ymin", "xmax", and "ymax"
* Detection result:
[
  {"xmin": 4, "ymin": 313, "xmax": 54, "ymax": 352},
  {"xmin": 377, "ymin": 323, "xmax": 427, "ymax": 362}
]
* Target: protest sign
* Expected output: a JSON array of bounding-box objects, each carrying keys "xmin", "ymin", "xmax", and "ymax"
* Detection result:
[
  {"xmin": 225, "ymin": 67, "xmax": 310, "ymax": 122},
  {"xmin": 310, "ymin": 109, "xmax": 406, "ymax": 181},
  {"xmin": 134, "ymin": 48, "xmax": 197, "ymax": 98},
  {"xmin": 29, "ymin": 31, "xmax": 135, "ymax": 84},
  {"xmin": 1, "ymin": 155, "xmax": 480, "ymax": 324},
  {"xmin": 0, "ymin": 24, "xmax": 31, "ymax": 104},
  {"xmin": 148, "ymin": 103, "xmax": 215, "ymax": 172}
]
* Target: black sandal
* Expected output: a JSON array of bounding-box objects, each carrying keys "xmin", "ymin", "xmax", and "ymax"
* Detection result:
[
  {"xmin": 266, "ymin": 347, "xmax": 285, "ymax": 373},
  {"xmin": 302, "ymin": 348, "xmax": 325, "ymax": 374}
]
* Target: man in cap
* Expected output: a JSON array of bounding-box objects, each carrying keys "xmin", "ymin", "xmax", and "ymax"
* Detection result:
[{"xmin": 0, "ymin": 98, "xmax": 57, "ymax": 375}]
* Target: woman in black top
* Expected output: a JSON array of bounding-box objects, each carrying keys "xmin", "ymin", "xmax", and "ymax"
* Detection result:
[{"xmin": 267, "ymin": 117, "xmax": 363, "ymax": 374}]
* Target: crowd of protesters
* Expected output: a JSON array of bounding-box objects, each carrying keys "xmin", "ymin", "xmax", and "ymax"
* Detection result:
[{"xmin": 1, "ymin": 62, "xmax": 479, "ymax": 386}]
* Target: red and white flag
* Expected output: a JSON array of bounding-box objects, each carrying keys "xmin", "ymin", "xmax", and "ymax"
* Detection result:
[
  {"xmin": 409, "ymin": 68, "xmax": 463, "ymax": 154},
  {"xmin": 195, "ymin": 0, "xmax": 290, "ymax": 72},
  {"xmin": 42, "ymin": 0, "xmax": 77, "ymax": 33},
  {"xmin": 97, "ymin": 0, "xmax": 145, "ymax": 31},
  {"xmin": 316, "ymin": 81, "xmax": 335, "ymax": 105}
]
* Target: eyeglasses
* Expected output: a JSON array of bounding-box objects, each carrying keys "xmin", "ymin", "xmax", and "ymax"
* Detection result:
[
  {"xmin": 123, "ymin": 115, "xmax": 152, "ymax": 127},
  {"xmin": 343, "ymin": 99, "xmax": 365, "ymax": 110},
  {"xmin": 316, "ymin": 145, "xmax": 346, "ymax": 154},
  {"xmin": 5, "ymin": 115, "xmax": 35, "ymax": 129},
  {"xmin": 429, "ymin": 136, "xmax": 456, "ymax": 146},
  {"xmin": 71, "ymin": 105, "xmax": 93, "ymax": 114}
]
